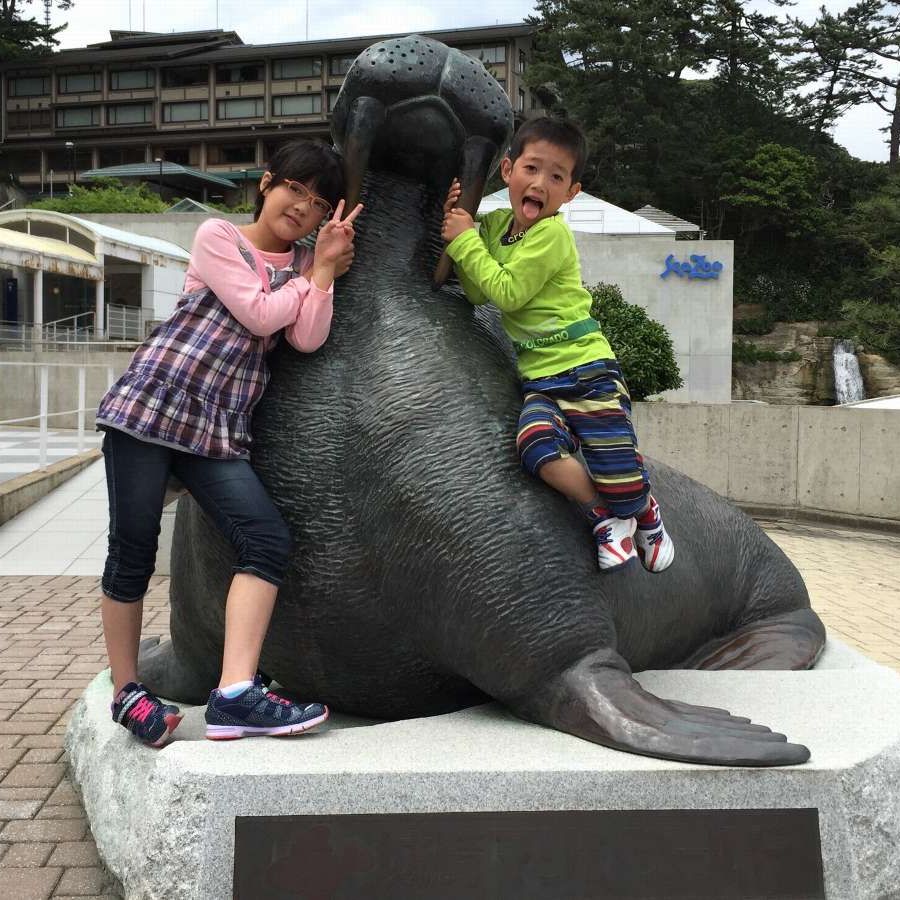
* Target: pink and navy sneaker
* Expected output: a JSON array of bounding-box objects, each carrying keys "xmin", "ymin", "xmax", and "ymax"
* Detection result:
[
  {"xmin": 205, "ymin": 675, "xmax": 328, "ymax": 740},
  {"xmin": 593, "ymin": 515, "xmax": 638, "ymax": 571},
  {"xmin": 111, "ymin": 682, "xmax": 182, "ymax": 748},
  {"xmin": 635, "ymin": 496, "xmax": 675, "ymax": 573}
]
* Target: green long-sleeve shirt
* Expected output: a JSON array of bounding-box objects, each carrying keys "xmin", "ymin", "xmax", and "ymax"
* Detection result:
[{"xmin": 446, "ymin": 209, "xmax": 615, "ymax": 379}]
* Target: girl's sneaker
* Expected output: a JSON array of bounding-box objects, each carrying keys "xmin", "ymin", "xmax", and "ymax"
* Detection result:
[
  {"xmin": 635, "ymin": 496, "xmax": 675, "ymax": 573},
  {"xmin": 593, "ymin": 516, "xmax": 638, "ymax": 571},
  {"xmin": 205, "ymin": 675, "xmax": 329, "ymax": 740},
  {"xmin": 111, "ymin": 683, "xmax": 182, "ymax": 748}
]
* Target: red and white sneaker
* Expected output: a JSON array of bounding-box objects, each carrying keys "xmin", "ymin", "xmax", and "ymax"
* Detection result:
[
  {"xmin": 592, "ymin": 516, "xmax": 638, "ymax": 572},
  {"xmin": 635, "ymin": 497, "xmax": 675, "ymax": 573}
]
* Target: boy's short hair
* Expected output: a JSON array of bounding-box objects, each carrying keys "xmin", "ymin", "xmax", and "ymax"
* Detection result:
[{"xmin": 508, "ymin": 117, "xmax": 588, "ymax": 184}]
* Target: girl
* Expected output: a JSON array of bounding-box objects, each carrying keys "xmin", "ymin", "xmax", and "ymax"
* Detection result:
[{"xmin": 96, "ymin": 140, "xmax": 362, "ymax": 746}]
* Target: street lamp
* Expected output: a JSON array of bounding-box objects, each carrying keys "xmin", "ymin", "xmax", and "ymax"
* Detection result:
[
  {"xmin": 154, "ymin": 157, "xmax": 163, "ymax": 198},
  {"xmin": 64, "ymin": 141, "xmax": 75, "ymax": 191},
  {"xmin": 240, "ymin": 168, "xmax": 248, "ymax": 205}
]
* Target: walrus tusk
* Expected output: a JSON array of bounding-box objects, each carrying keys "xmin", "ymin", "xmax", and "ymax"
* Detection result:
[
  {"xmin": 432, "ymin": 135, "xmax": 500, "ymax": 291},
  {"xmin": 340, "ymin": 95, "xmax": 386, "ymax": 211}
]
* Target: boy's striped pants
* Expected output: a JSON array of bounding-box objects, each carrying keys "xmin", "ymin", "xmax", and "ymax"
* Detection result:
[{"xmin": 516, "ymin": 358, "xmax": 650, "ymax": 518}]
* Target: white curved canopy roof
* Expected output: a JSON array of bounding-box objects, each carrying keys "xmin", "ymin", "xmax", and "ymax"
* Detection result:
[{"xmin": 0, "ymin": 209, "xmax": 189, "ymax": 280}]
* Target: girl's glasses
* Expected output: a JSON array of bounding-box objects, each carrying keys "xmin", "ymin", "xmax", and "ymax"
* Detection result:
[{"xmin": 281, "ymin": 179, "xmax": 332, "ymax": 218}]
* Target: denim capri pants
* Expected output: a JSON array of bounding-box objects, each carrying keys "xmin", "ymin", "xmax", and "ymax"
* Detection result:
[{"xmin": 101, "ymin": 427, "xmax": 291, "ymax": 602}]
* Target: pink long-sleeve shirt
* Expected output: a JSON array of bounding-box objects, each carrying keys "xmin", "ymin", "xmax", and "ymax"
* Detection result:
[
  {"xmin": 96, "ymin": 218, "xmax": 334, "ymax": 459},
  {"xmin": 185, "ymin": 217, "xmax": 333, "ymax": 352}
]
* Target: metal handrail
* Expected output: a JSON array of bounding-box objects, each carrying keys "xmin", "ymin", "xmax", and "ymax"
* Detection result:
[
  {"xmin": 43, "ymin": 311, "xmax": 95, "ymax": 331},
  {"xmin": 0, "ymin": 360, "xmax": 116, "ymax": 468},
  {"xmin": 0, "ymin": 321, "xmax": 137, "ymax": 352}
]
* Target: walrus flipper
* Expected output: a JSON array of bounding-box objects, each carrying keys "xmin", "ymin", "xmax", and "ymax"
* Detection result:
[
  {"xmin": 677, "ymin": 608, "xmax": 826, "ymax": 671},
  {"xmin": 519, "ymin": 648, "xmax": 811, "ymax": 767}
]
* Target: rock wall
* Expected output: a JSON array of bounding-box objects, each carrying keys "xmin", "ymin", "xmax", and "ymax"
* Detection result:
[
  {"xmin": 859, "ymin": 351, "xmax": 900, "ymax": 397},
  {"xmin": 732, "ymin": 322, "xmax": 834, "ymax": 405},
  {"xmin": 731, "ymin": 321, "xmax": 900, "ymax": 405}
]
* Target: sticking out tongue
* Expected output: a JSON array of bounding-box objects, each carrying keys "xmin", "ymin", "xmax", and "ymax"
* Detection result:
[{"xmin": 522, "ymin": 198, "xmax": 542, "ymax": 220}]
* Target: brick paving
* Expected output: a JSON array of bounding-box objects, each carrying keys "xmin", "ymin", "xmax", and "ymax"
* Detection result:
[
  {"xmin": 0, "ymin": 526, "xmax": 897, "ymax": 898},
  {"xmin": 0, "ymin": 576, "xmax": 169, "ymax": 899}
]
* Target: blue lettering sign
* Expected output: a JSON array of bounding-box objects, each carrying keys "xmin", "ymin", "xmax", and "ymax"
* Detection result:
[{"xmin": 660, "ymin": 254, "xmax": 724, "ymax": 281}]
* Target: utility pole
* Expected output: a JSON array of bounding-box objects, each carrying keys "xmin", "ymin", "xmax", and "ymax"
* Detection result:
[{"xmin": 64, "ymin": 141, "xmax": 75, "ymax": 192}]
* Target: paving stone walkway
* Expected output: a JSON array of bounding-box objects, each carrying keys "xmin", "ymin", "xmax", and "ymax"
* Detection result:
[{"xmin": 0, "ymin": 523, "xmax": 898, "ymax": 898}]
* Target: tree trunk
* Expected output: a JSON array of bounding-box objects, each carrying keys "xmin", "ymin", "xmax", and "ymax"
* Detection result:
[{"xmin": 891, "ymin": 83, "xmax": 900, "ymax": 171}]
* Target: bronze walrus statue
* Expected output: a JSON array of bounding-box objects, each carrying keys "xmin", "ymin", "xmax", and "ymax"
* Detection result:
[{"xmin": 139, "ymin": 35, "xmax": 826, "ymax": 767}]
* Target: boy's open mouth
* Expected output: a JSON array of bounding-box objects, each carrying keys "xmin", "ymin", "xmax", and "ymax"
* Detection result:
[{"xmin": 522, "ymin": 195, "xmax": 544, "ymax": 220}]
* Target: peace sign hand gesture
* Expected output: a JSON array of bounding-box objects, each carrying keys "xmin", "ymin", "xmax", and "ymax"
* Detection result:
[{"xmin": 311, "ymin": 200, "xmax": 364, "ymax": 287}]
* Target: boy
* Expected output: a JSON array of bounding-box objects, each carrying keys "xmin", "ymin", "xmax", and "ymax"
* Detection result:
[{"xmin": 441, "ymin": 116, "xmax": 674, "ymax": 573}]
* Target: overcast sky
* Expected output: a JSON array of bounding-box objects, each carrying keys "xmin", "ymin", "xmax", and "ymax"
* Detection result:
[{"xmin": 49, "ymin": 0, "xmax": 894, "ymax": 163}]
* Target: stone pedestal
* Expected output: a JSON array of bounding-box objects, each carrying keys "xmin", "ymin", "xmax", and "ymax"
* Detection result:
[{"xmin": 66, "ymin": 641, "xmax": 900, "ymax": 899}]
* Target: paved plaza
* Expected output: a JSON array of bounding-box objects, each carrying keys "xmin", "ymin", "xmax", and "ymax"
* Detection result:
[
  {"xmin": 0, "ymin": 430, "xmax": 103, "ymax": 487},
  {"xmin": 0, "ymin": 465, "xmax": 897, "ymax": 898}
]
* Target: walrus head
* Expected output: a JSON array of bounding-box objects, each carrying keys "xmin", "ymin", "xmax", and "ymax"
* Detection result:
[{"xmin": 331, "ymin": 34, "xmax": 514, "ymax": 240}]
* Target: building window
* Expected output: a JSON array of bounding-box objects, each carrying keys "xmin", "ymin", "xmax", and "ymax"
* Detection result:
[
  {"xmin": 518, "ymin": 89, "xmax": 526, "ymax": 112},
  {"xmin": 0, "ymin": 149, "xmax": 35, "ymax": 172},
  {"xmin": 98, "ymin": 146, "xmax": 147, "ymax": 167},
  {"xmin": 55, "ymin": 106, "xmax": 101, "ymax": 128},
  {"xmin": 110, "ymin": 69, "xmax": 154, "ymax": 91},
  {"xmin": 462, "ymin": 45, "xmax": 506, "ymax": 65},
  {"xmin": 6, "ymin": 109, "xmax": 52, "ymax": 131},
  {"xmin": 58, "ymin": 72, "xmax": 102, "ymax": 94},
  {"xmin": 8, "ymin": 75, "xmax": 50, "ymax": 97},
  {"xmin": 207, "ymin": 143, "xmax": 256, "ymax": 165},
  {"xmin": 273, "ymin": 57, "xmax": 322, "ymax": 79},
  {"xmin": 162, "ymin": 101, "xmax": 208, "ymax": 123},
  {"xmin": 216, "ymin": 62, "xmax": 265, "ymax": 83},
  {"xmin": 516, "ymin": 50, "xmax": 527, "ymax": 74},
  {"xmin": 496, "ymin": 78, "xmax": 506, "ymax": 91},
  {"xmin": 326, "ymin": 88, "xmax": 341, "ymax": 113},
  {"xmin": 153, "ymin": 146, "xmax": 193, "ymax": 166},
  {"xmin": 162, "ymin": 66, "xmax": 208, "ymax": 88},
  {"xmin": 216, "ymin": 97, "xmax": 264, "ymax": 120},
  {"xmin": 272, "ymin": 94, "xmax": 321, "ymax": 116},
  {"xmin": 107, "ymin": 103, "xmax": 153, "ymax": 125},
  {"xmin": 329, "ymin": 55, "xmax": 356, "ymax": 76}
]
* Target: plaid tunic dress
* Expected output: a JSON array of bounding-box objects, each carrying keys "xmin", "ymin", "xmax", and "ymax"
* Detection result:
[{"xmin": 97, "ymin": 238, "xmax": 306, "ymax": 460}]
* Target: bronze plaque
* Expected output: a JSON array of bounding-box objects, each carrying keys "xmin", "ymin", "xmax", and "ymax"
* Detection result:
[{"xmin": 234, "ymin": 808, "xmax": 825, "ymax": 899}]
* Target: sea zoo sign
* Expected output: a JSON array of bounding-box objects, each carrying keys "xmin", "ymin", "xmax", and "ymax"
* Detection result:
[{"xmin": 660, "ymin": 254, "xmax": 724, "ymax": 281}]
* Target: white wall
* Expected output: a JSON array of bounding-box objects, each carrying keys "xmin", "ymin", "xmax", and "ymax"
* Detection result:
[
  {"xmin": 141, "ymin": 263, "xmax": 185, "ymax": 323},
  {"xmin": 575, "ymin": 236, "xmax": 734, "ymax": 403},
  {"xmin": 633, "ymin": 402, "xmax": 900, "ymax": 522},
  {"xmin": 77, "ymin": 214, "xmax": 250, "ymax": 252}
]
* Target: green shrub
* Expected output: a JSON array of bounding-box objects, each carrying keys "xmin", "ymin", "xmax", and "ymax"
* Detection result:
[
  {"xmin": 840, "ymin": 299, "xmax": 900, "ymax": 364},
  {"xmin": 740, "ymin": 271, "xmax": 825, "ymax": 321},
  {"xmin": 733, "ymin": 316, "xmax": 774, "ymax": 335},
  {"xmin": 587, "ymin": 282, "xmax": 683, "ymax": 400},
  {"xmin": 33, "ymin": 180, "xmax": 168, "ymax": 214},
  {"xmin": 732, "ymin": 338, "xmax": 801, "ymax": 364}
]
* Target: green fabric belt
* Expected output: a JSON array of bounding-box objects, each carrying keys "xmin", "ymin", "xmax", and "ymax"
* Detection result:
[{"xmin": 512, "ymin": 318, "xmax": 600, "ymax": 354}]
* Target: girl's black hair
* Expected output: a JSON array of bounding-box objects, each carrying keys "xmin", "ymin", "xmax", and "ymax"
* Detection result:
[{"xmin": 253, "ymin": 139, "xmax": 344, "ymax": 221}]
